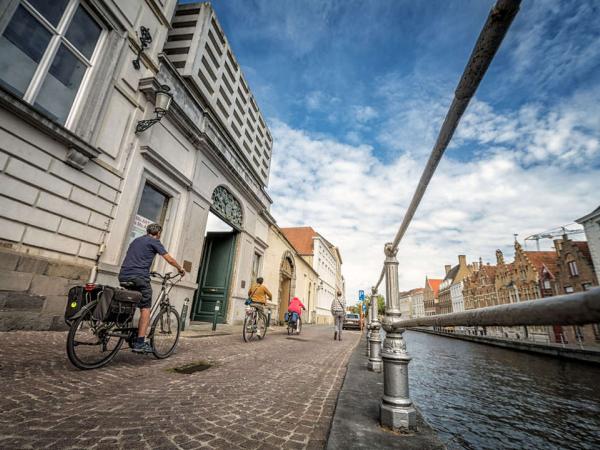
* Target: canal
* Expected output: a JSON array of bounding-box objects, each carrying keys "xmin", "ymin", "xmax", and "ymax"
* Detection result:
[{"xmin": 404, "ymin": 331, "xmax": 600, "ymax": 449}]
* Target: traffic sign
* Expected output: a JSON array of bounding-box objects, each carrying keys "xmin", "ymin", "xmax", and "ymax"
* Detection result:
[{"xmin": 359, "ymin": 290, "xmax": 365, "ymax": 301}]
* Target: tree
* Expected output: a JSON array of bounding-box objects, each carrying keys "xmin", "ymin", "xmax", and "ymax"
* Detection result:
[{"xmin": 365, "ymin": 295, "xmax": 385, "ymax": 317}]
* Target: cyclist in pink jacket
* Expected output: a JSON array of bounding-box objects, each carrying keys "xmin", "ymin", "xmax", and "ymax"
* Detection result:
[{"xmin": 287, "ymin": 297, "xmax": 305, "ymax": 330}]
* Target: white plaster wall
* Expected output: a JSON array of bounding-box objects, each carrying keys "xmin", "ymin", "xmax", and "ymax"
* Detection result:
[{"xmin": 582, "ymin": 219, "xmax": 600, "ymax": 281}]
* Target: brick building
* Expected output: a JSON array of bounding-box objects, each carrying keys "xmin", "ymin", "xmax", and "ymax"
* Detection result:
[
  {"xmin": 423, "ymin": 276, "xmax": 442, "ymax": 316},
  {"xmin": 552, "ymin": 237, "xmax": 599, "ymax": 344}
]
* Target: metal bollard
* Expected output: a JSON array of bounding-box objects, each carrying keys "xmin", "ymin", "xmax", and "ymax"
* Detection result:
[
  {"xmin": 380, "ymin": 243, "xmax": 416, "ymax": 431},
  {"xmin": 368, "ymin": 287, "xmax": 382, "ymax": 372},
  {"xmin": 212, "ymin": 300, "xmax": 221, "ymax": 331},
  {"xmin": 180, "ymin": 297, "xmax": 190, "ymax": 331}
]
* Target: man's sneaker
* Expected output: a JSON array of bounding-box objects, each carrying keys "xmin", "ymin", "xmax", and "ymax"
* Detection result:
[{"xmin": 132, "ymin": 341, "xmax": 152, "ymax": 354}]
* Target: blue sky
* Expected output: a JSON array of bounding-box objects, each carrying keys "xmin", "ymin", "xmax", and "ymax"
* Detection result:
[{"xmin": 183, "ymin": 0, "xmax": 600, "ymax": 300}]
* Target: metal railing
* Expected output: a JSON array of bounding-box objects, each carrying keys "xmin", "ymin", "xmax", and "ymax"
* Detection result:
[
  {"xmin": 389, "ymin": 288, "xmax": 600, "ymax": 328},
  {"xmin": 368, "ymin": 0, "xmax": 522, "ymax": 432}
]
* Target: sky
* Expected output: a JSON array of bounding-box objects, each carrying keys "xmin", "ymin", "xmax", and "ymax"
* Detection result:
[{"xmin": 188, "ymin": 0, "xmax": 600, "ymax": 304}]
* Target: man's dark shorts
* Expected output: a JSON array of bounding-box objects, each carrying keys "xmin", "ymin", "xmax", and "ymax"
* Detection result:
[{"xmin": 118, "ymin": 276, "xmax": 152, "ymax": 309}]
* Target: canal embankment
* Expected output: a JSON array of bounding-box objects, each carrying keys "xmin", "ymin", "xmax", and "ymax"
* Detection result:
[
  {"xmin": 412, "ymin": 327, "xmax": 600, "ymax": 364},
  {"xmin": 327, "ymin": 335, "xmax": 445, "ymax": 450}
]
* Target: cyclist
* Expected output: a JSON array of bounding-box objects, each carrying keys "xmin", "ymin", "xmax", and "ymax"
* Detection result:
[
  {"xmin": 246, "ymin": 277, "xmax": 272, "ymax": 325},
  {"xmin": 119, "ymin": 223, "xmax": 185, "ymax": 353},
  {"xmin": 287, "ymin": 297, "xmax": 306, "ymax": 331}
]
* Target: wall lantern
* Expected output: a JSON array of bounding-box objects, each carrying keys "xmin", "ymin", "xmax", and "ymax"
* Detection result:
[
  {"xmin": 135, "ymin": 85, "xmax": 173, "ymax": 133},
  {"xmin": 132, "ymin": 26, "xmax": 152, "ymax": 70}
]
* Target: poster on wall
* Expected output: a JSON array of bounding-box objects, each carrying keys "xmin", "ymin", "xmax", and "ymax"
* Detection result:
[{"xmin": 129, "ymin": 214, "xmax": 154, "ymax": 243}]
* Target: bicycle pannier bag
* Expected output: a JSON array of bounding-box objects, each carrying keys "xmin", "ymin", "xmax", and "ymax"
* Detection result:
[
  {"xmin": 92, "ymin": 286, "xmax": 142, "ymax": 323},
  {"xmin": 64, "ymin": 285, "xmax": 103, "ymax": 325}
]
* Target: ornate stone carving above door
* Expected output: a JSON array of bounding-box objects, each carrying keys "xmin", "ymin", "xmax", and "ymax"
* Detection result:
[{"xmin": 211, "ymin": 185, "xmax": 243, "ymax": 229}]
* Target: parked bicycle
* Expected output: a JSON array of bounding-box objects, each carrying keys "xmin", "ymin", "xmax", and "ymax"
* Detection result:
[
  {"xmin": 242, "ymin": 301, "xmax": 268, "ymax": 342},
  {"xmin": 66, "ymin": 272, "xmax": 182, "ymax": 370}
]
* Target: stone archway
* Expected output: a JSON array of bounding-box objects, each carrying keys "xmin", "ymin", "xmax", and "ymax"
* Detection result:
[{"xmin": 278, "ymin": 251, "xmax": 296, "ymax": 323}]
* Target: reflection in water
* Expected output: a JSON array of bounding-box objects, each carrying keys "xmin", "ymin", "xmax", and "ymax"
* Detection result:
[{"xmin": 404, "ymin": 331, "xmax": 600, "ymax": 450}]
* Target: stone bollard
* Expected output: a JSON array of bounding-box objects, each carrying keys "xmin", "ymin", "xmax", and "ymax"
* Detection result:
[
  {"xmin": 380, "ymin": 243, "xmax": 416, "ymax": 431},
  {"xmin": 368, "ymin": 287, "xmax": 382, "ymax": 372}
]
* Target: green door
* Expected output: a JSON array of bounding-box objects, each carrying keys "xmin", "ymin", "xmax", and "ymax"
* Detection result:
[{"xmin": 192, "ymin": 232, "xmax": 236, "ymax": 323}]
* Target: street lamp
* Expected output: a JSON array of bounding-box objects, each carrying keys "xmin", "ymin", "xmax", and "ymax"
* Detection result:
[{"xmin": 136, "ymin": 84, "xmax": 173, "ymax": 133}]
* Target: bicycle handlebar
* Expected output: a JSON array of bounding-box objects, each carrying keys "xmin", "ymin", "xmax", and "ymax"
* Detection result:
[{"xmin": 150, "ymin": 272, "xmax": 183, "ymax": 282}]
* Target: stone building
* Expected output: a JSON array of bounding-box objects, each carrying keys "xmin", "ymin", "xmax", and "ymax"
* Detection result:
[
  {"xmin": 463, "ymin": 260, "xmax": 498, "ymax": 310},
  {"xmin": 423, "ymin": 277, "xmax": 441, "ymax": 316},
  {"xmin": 262, "ymin": 224, "xmax": 318, "ymax": 325},
  {"xmin": 0, "ymin": 1, "xmax": 274, "ymax": 329},
  {"xmin": 280, "ymin": 227, "xmax": 343, "ymax": 325},
  {"xmin": 398, "ymin": 290, "xmax": 413, "ymax": 319},
  {"xmin": 576, "ymin": 206, "xmax": 600, "ymax": 282},
  {"xmin": 494, "ymin": 243, "xmax": 558, "ymax": 342},
  {"xmin": 552, "ymin": 237, "xmax": 599, "ymax": 345},
  {"xmin": 410, "ymin": 288, "xmax": 425, "ymax": 318}
]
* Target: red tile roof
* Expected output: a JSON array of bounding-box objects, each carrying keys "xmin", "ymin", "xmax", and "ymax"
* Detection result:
[
  {"xmin": 524, "ymin": 251, "xmax": 558, "ymax": 276},
  {"xmin": 280, "ymin": 227, "xmax": 317, "ymax": 255},
  {"xmin": 427, "ymin": 278, "xmax": 442, "ymax": 296}
]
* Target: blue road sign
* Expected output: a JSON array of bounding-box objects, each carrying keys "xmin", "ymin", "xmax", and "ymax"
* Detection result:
[{"xmin": 359, "ymin": 290, "xmax": 365, "ymax": 301}]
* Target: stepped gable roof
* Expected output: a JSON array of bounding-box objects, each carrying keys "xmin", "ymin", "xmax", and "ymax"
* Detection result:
[
  {"xmin": 280, "ymin": 227, "xmax": 317, "ymax": 255},
  {"xmin": 573, "ymin": 241, "xmax": 592, "ymax": 264},
  {"xmin": 524, "ymin": 250, "xmax": 558, "ymax": 275},
  {"xmin": 481, "ymin": 264, "xmax": 497, "ymax": 280},
  {"xmin": 427, "ymin": 278, "xmax": 442, "ymax": 296}
]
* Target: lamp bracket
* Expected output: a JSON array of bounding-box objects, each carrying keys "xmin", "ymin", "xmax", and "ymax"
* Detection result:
[{"xmin": 132, "ymin": 26, "xmax": 153, "ymax": 70}]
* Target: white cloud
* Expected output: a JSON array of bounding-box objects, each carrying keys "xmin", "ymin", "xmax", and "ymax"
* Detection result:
[
  {"xmin": 352, "ymin": 105, "xmax": 378, "ymax": 123},
  {"xmin": 267, "ymin": 117, "xmax": 599, "ymax": 305}
]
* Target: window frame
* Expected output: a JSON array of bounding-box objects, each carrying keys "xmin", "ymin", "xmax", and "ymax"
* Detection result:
[
  {"xmin": 567, "ymin": 260, "xmax": 579, "ymax": 277},
  {"xmin": 1, "ymin": 0, "xmax": 107, "ymax": 128}
]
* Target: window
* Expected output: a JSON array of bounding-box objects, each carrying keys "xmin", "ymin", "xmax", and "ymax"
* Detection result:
[
  {"xmin": 565, "ymin": 286, "xmax": 574, "ymax": 294},
  {"xmin": 0, "ymin": 0, "xmax": 104, "ymax": 125},
  {"xmin": 129, "ymin": 183, "xmax": 169, "ymax": 243},
  {"xmin": 582, "ymin": 283, "xmax": 592, "ymax": 291},
  {"xmin": 568, "ymin": 260, "xmax": 579, "ymax": 277},
  {"xmin": 543, "ymin": 279, "xmax": 551, "ymax": 290},
  {"xmin": 251, "ymin": 252, "xmax": 262, "ymax": 282}
]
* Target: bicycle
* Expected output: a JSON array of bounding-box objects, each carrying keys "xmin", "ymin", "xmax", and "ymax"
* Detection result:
[
  {"xmin": 242, "ymin": 301, "xmax": 268, "ymax": 342},
  {"xmin": 66, "ymin": 272, "xmax": 182, "ymax": 370},
  {"xmin": 286, "ymin": 313, "xmax": 302, "ymax": 335}
]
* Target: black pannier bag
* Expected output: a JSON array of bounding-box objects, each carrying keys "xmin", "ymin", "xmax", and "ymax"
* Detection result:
[
  {"xmin": 64, "ymin": 284, "xmax": 103, "ymax": 325},
  {"xmin": 92, "ymin": 286, "xmax": 142, "ymax": 323}
]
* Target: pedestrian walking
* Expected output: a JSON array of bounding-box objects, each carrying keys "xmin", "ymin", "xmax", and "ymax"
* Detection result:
[{"xmin": 330, "ymin": 291, "xmax": 345, "ymax": 341}]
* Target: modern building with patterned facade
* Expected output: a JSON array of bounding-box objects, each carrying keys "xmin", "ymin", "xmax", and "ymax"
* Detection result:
[{"xmin": 0, "ymin": 0, "xmax": 274, "ymax": 329}]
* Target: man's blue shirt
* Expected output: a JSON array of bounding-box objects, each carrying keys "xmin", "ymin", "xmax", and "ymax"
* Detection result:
[{"xmin": 119, "ymin": 235, "xmax": 167, "ymax": 280}]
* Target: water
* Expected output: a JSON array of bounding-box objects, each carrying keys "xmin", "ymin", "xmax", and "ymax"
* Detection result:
[{"xmin": 404, "ymin": 331, "xmax": 600, "ymax": 449}]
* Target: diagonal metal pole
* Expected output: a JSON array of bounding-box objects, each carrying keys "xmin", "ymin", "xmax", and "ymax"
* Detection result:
[
  {"xmin": 377, "ymin": 0, "xmax": 521, "ymax": 432},
  {"xmin": 375, "ymin": 0, "xmax": 521, "ymax": 291}
]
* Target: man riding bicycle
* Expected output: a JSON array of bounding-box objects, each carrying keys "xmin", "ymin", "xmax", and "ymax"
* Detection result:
[
  {"xmin": 119, "ymin": 223, "xmax": 185, "ymax": 353},
  {"xmin": 246, "ymin": 277, "xmax": 272, "ymax": 325}
]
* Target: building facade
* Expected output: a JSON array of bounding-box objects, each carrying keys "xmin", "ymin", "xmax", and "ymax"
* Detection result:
[
  {"xmin": 398, "ymin": 290, "xmax": 413, "ymax": 319},
  {"xmin": 553, "ymin": 237, "xmax": 599, "ymax": 345},
  {"xmin": 280, "ymin": 227, "xmax": 343, "ymax": 325},
  {"xmin": 437, "ymin": 255, "xmax": 470, "ymax": 316},
  {"xmin": 0, "ymin": 0, "xmax": 274, "ymax": 329},
  {"xmin": 410, "ymin": 288, "xmax": 425, "ymax": 318},
  {"xmin": 423, "ymin": 277, "xmax": 441, "ymax": 316},
  {"xmin": 262, "ymin": 224, "xmax": 318, "ymax": 325},
  {"xmin": 576, "ymin": 206, "xmax": 600, "ymax": 282}
]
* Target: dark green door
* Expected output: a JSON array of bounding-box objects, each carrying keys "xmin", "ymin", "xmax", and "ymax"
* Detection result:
[{"xmin": 192, "ymin": 232, "xmax": 236, "ymax": 323}]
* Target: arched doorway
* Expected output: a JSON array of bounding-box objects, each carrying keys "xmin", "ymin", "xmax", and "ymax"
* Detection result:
[
  {"xmin": 278, "ymin": 251, "xmax": 295, "ymax": 323},
  {"xmin": 191, "ymin": 186, "xmax": 243, "ymax": 324}
]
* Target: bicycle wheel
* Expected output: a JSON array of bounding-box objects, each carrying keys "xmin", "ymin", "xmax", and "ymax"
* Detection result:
[
  {"xmin": 243, "ymin": 312, "xmax": 256, "ymax": 342},
  {"xmin": 66, "ymin": 301, "xmax": 124, "ymax": 370},
  {"xmin": 297, "ymin": 318, "xmax": 302, "ymax": 335},
  {"xmin": 150, "ymin": 306, "xmax": 180, "ymax": 359},
  {"xmin": 256, "ymin": 312, "xmax": 267, "ymax": 340},
  {"xmin": 287, "ymin": 322, "xmax": 292, "ymax": 335}
]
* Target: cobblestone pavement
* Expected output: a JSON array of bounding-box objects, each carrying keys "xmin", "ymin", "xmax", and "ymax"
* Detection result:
[{"xmin": 0, "ymin": 325, "xmax": 361, "ymax": 449}]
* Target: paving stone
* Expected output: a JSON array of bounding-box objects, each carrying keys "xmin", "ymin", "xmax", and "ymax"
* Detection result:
[{"xmin": 0, "ymin": 326, "xmax": 360, "ymax": 450}]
